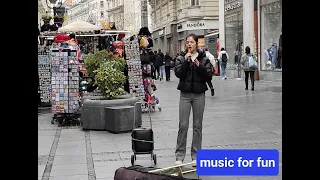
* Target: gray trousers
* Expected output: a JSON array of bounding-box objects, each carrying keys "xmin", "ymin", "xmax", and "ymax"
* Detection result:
[{"xmin": 175, "ymin": 92, "xmax": 205, "ymax": 161}]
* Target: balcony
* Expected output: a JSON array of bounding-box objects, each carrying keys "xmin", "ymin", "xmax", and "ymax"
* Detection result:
[{"xmin": 71, "ymin": 0, "xmax": 90, "ymax": 8}]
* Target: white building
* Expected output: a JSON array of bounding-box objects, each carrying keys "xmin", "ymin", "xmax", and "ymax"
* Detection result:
[
  {"xmin": 66, "ymin": 0, "xmax": 143, "ymax": 36},
  {"xmin": 67, "ymin": 0, "xmax": 108, "ymax": 26},
  {"xmin": 106, "ymin": 0, "xmax": 146, "ymax": 37},
  {"xmin": 38, "ymin": 0, "xmax": 51, "ymax": 26},
  {"xmin": 217, "ymin": 0, "xmax": 282, "ymax": 81}
]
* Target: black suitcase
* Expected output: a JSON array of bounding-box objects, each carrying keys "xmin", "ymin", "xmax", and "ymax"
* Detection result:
[{"xmin": 131, "ymin": 103, "xmax": 156, "ymax": 165}]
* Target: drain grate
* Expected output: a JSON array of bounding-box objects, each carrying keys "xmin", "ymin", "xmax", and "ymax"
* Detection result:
[
  {"xmin": 41, "ymin": 127, "xmax": 62, "ymax": 180},
  {"xmin": 261, "ymin": 86, "xmax": 282, "ymax": 92},
  {"xmin": 85, "ymin": 131, "xmax": 96, "ymax": 180}
]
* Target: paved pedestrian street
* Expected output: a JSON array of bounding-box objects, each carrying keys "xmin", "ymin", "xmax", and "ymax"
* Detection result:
[{"xmin": 38, "ymin": 75, "xmax": 282, "ymax": 180}]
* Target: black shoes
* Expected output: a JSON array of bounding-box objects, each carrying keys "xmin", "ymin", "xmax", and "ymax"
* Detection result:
[
  {"xmin": 211, "ymin": 88, "xmax": 215, "ymax": 96},
  {"xmin": 245, "ymin": 87, "xmax": 254, "ymax": 91}
]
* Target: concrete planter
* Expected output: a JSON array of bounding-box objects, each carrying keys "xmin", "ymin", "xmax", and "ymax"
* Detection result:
[{"xmin": 82, "ymin": 94, "xmax": 142, "ymax": 130}]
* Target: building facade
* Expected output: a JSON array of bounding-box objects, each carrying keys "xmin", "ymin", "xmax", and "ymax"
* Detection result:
[
  {"xmin": 106, "ymin": 0, "xmax": 126, "ymax": 31},
  {"xmin": 218, "ymin": 0, "xmax": 282, "ymax": 81},
  {"xmin": 149, "ymin": 0, "xmax": 220, "ymax": 56},
  {"xmin": 66, "ymin": 0, "xmax": 143, "ymax": 36},
  {"xmin": 67, "ymin": 0, "xmax": 108, "ymax": 26},
  {"xmin": 105, "ymin": 0, "xmax": 146, "ymax": 36}
]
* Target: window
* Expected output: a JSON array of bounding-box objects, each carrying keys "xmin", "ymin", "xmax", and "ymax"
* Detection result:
[
  {"xmin": 190, "ymin": 0, "xmax": 199, "ymax": 6},
  {"xmin": 101, "ymin": 11, "xmax": 104, "ymax": 17},
  {"xmin": 100, "ymin": 1, "xmax": 104, "ymax": 8},
  {"xmin": 260, "ymin": 1, "xmax": 282, "ymax": 70}
]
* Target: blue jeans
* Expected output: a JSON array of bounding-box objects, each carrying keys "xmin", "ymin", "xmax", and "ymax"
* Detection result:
[
  {"xmin": 160, "ymin": 65, "xmax": 165, "ymax": 78},
  {"xmin": 220, "ymin": 61, "xmax": 227, "ymax": 77}
]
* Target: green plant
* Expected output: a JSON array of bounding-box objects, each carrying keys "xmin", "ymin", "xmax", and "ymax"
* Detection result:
[
  {"xmin": 93, "ymin": 61, "xmax": 126, "ymax": 99},
  {"xmin": 42, "ymin": 14, "xmax": 52, "ymax": 20},
  {"xmin": 84, "ymin": 50, "xmax": 127, "ymax": 99},
  {"xmin": 84, "ymin": 50, "xmax": 126, "ymax": 74},
  {"xmin": 54, "ymin": 14, "xmax": 63, "ymax": 19}
]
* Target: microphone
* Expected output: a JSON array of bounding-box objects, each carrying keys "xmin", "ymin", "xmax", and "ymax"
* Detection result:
[
  {"xmin": 187, "ymin": 49, "xmax": 192, "ymax": 62},
  {"xmin": 187, "ymin": 56, "xmax": 191, "ymax": 62}
]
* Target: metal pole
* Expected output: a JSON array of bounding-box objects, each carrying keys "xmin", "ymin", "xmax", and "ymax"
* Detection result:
[{"xmin": 237, "ymin": 10, "xmax": 241, "ymax": 78}]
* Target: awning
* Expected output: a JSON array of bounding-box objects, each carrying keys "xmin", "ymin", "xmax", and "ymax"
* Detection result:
[{"xmin": 205, "ymin": 31, "xmax": 219, "ymax": 38}]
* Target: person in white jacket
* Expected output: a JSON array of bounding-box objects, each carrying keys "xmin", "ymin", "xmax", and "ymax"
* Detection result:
[
  {"xmin": 204, "ymin": 48, "xmax": 215, "ymax": 96},
  {"xmin": 218, "ymin": 47, "xmax": 229, "ymax": 80}
]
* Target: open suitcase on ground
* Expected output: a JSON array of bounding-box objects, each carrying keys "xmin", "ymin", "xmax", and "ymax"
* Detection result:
[{"xmin": 114, "ymin": 162, "xmax": 200, "ymax": 180}]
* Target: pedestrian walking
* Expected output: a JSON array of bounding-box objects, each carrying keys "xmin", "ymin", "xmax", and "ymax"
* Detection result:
[
  {"xmin": 153, "ymin": 51, "xmax": 162, "ymax": 80},
  {"xmin": 157, "ymin": 50, "xmax": 165, "ymax": 81},
  {"xmin": 240, "ymin": 46, "xmax": 258, "ymax": 91},
  {"xmin": 149, "ymin": 51, "xmax": 156, "ymax": 79},
  {"xmin": 174, "ymin": 34, "xmax": 213, "ymax": 166},
  {"xmin": 218, "ymin": 47, "xmax": 229, "ymax": 80},
  {"xmin": 164, "ymin": 52, "xmax": 172, "ymax": 81},
  {"xmin": 204, "ymin": 48, "xmax": 215, "ymax": 96}
]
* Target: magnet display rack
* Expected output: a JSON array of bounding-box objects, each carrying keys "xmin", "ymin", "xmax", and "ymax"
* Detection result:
[
  {"xmin": 124, "ymin": 38, "xmax": 145, "ymax": 101},
  {"xmin": 50, "ymin": 45, "xmax": 81, "ymax": 125},
  {"xmin": 38, "ymin": 46, "xmax": 52, "ymax": 105}
]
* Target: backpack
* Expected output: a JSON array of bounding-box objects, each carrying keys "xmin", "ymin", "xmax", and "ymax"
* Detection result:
[{"xmin": 221, "ymin": 53, "xmax": 228, "ymax": 62}]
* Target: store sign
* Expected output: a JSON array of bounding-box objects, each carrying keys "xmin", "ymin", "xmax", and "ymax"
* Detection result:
[
  {"xmin": 225, "ymin": 1, "xmax": 242, "ymax": 11},
  {"xmin": 208, "ymin": 37, "xmax": 216, "ymax": 43},
  {"xmin": 225, "ymin": 14, "xmax": 238, "ymax": 23},
  {"xmin": 177, "ymin": 20, "xmax": 218, "ymax": 32},
  {"xmin": 186, "ymin": 22, "xmax": 205, "ymax": 28}
]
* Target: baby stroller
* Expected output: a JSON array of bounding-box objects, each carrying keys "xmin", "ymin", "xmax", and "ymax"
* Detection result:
[{"xmin": 142, "ymin": 64, "xmax": 161, "ymax": 112}]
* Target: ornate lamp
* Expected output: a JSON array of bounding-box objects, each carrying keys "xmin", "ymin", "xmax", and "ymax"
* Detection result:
[{"xmin": 45, "ymin": 0, "xmax": 63, "ymax": 9}]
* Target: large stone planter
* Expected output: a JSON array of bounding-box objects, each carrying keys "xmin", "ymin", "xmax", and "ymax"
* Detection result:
[
  {"xmin": 82, "ymin": 94, "xmax": 142, "ymax": 130},
  {"xmin": 105, "ymin": 105, "xmax": 135, "ymax": 133}
]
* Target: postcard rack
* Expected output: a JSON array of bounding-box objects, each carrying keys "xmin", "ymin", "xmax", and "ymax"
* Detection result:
[{"xmin": 50, "ymin": 47, "xmax": 81, "ymax": 125}]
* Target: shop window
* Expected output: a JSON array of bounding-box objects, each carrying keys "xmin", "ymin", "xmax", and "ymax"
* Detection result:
[
  {"xmin": 100, "ymin": 1, "xmax": 104, "ymax": 8},
  {"xmin": 198, "ymin": 38, "xmax": 205, "ymax": 49},
  {"xmin": 180, "ymin": 40, "xmax": 185, "ymax": 52},
  {"xmin": 180, "ymin": 0, "xmax": 183, "ymax": 9},
  {"xmin": 190, "ymin": 0, "xmax": 199, "ymax": 6},
  {"xmin": 260, "ymin": 1, "xmax": 282, "ymax": 70},
  {"xmin": 225, "ymin": 10, "xmax": 243, "ymax": 69}
]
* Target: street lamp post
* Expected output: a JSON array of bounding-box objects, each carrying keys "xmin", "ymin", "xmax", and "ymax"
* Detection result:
[{"xmin": 45, "ymin": 0, "xmax": 63, "ymax": 16}]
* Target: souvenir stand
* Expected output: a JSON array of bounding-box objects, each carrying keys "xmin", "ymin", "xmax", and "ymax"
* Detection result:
[
  {"xmin": 124, "ymin": 38, "xmax": 145, "ymax": 102},
  {"xmin": 51, "ymin": 42, "xmax": 81, "ymax": 125},
  {"xmin": 38, "ymin": 45, "xmax": 52, "ymax": 106}
]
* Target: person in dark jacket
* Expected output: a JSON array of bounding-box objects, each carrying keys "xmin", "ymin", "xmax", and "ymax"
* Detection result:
[
  {"xmin": 164, "ymin": 52, "xmax": 172, "ymax": 81},
  {"xmin": 174, "ymin": 34, "xmax": 213, "ymax": 166},
  {"xmin": 240, "ymin": 46, "xmax": 257, "ymax": 91},
  {"xmin": 149, "ymin": 51, "xmax": 156, "ymax": 79},
  {"xmin": 157, "ymin": 49, "xmax": 165, "ymax": 80},
  {"xmin": 154, "ymin": 51, "xmax": 163, "ymax": 80}
]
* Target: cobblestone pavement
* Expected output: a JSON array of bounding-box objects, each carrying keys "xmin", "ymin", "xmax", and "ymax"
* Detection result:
[{"xmin": 38, "ymin": 74, "xmax": 282, "ymax": 180}]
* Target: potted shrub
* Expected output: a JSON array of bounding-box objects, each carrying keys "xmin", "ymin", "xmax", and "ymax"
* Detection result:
[
  {"xmin": 54, "ymin": 14, "xmax": 64, "ymax": 27},
  {"xmin": 82, "ymin": 50, "xmax": 141, "ymax": 131},
  {"xmin": 42, "ymin": 14, "xmax": 52, "ymax": 25}
]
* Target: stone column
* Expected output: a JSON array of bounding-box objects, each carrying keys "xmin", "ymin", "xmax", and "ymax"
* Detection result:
[
  {"xmin": 242, "ymin": 0, "xmax": 254, "ymax": 51},
  {"xmin": 219, "ymin": 0, "xmax": 225, "ymax": 49},
  {"xmin": 141, "ymin": 0, "xmax": 148, "ymax": 27}
]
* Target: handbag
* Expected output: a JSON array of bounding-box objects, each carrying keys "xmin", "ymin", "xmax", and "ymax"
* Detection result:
[{"xmin": 248, "ymin": 55, "xmax": 258, "ymax": 69}]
